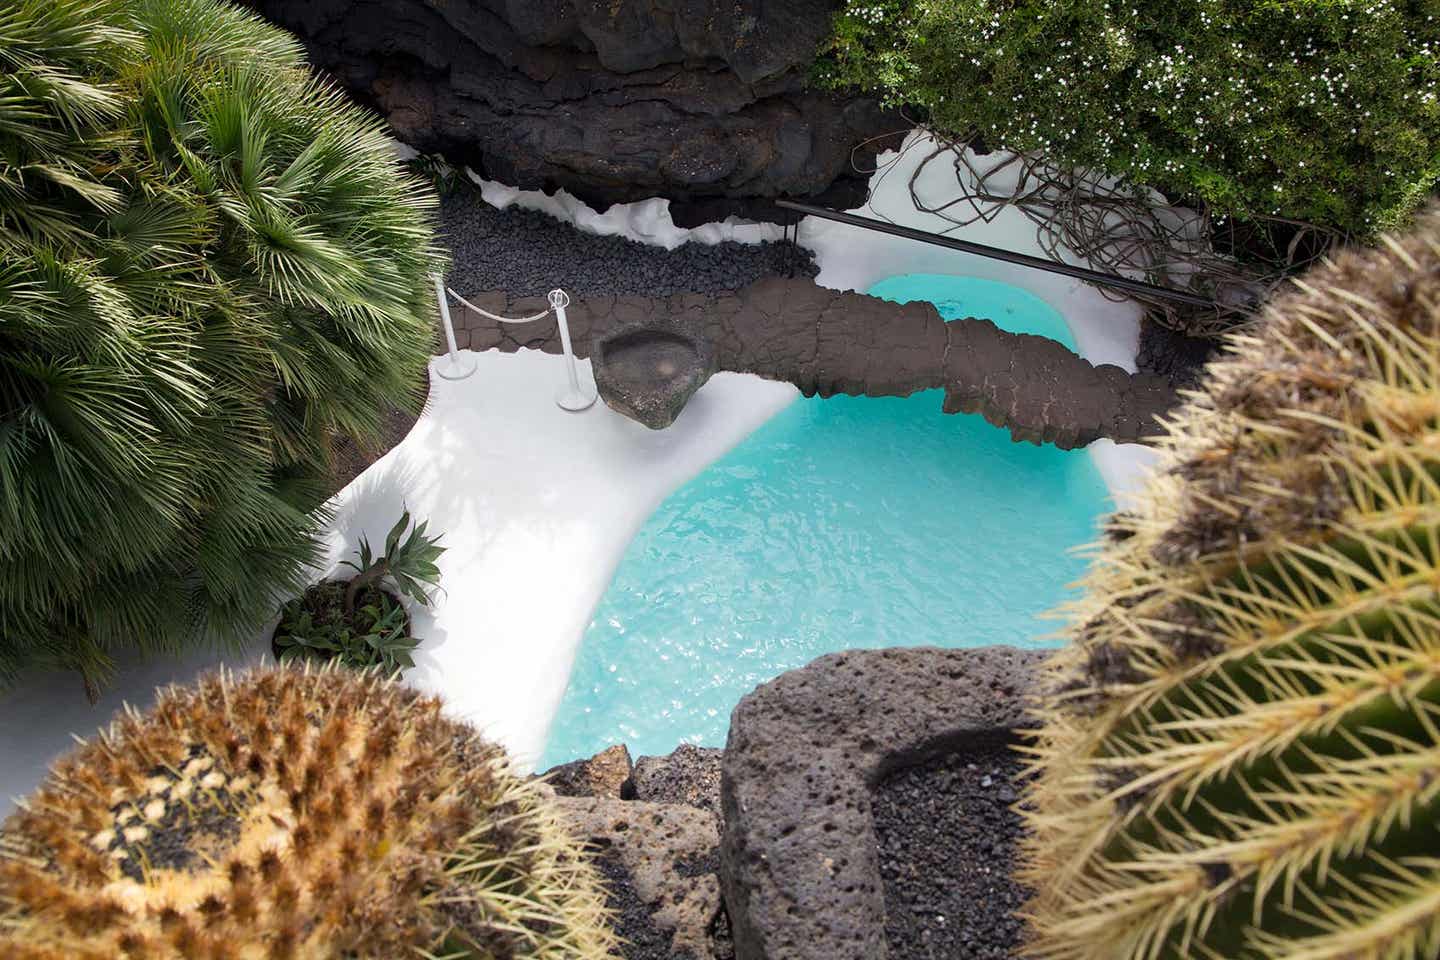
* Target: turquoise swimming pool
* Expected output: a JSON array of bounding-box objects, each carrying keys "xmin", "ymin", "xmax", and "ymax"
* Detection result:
[{"xmin": 539, "ymin": 275, "xmax": 1108, "ymax": 767}]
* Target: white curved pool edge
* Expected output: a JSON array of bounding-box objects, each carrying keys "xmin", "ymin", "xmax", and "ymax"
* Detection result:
[
  {"xmin": 323, "ymin": 352, "xmax": 797, "ymax": 770},
  {"xmin": 0, "ymin": 352, "xmax": 796, "ymax": 816}
]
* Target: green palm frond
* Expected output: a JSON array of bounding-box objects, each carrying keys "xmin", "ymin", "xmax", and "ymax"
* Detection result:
[{"xmin": 0, "ymin": 0, "xmax": 443, "ymax": 696}]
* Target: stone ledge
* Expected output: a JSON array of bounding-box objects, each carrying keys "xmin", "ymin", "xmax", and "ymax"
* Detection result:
[
  {"xmin": 453, "ymin": 278, "xmax": 1176, "ymax": 448},
  {"xmin": 716, "ymin": 646, "xmax": 1044, "ymax": 960}
]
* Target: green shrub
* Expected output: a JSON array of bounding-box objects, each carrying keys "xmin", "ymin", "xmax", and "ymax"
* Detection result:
[
  {"xmin": 0, "ymin": 0, "xmax": 443, "ymax": 696},
  {"xmin": 1021, "ymin": 209, "xmax": 1440, "ymax": 957},
  {"xmin": 818, "ymin": 0, "xmax": 1440, "ymax": 235},
  {"xmin": 273, "ymin": 511, "xmax": 443, "ymax": 673}
]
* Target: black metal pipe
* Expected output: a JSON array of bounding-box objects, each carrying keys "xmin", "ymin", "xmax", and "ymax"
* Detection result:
[{"xmin": 774, "ymin": 199, "xmax": 1215, "ymax": 308}]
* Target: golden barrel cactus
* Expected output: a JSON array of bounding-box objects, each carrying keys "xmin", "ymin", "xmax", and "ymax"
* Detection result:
[
  {"xmin": 0, "ymin": 666, "xmax": 616, "ymax": 959},
  {"xmin": 1022, "ymin": 208, "xmax": 1440, "ymax": 959}
]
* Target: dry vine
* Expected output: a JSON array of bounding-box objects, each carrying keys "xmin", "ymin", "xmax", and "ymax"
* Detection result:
[{"xmin": 857, "ymin": 126, "xmax": 1345, "ymax": 339}]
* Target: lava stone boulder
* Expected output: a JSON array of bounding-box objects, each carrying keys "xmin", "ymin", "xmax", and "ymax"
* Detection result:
[
  {"xmin": 629, "ymin": 744, "xmax": 724, "ymax": 814},
  {"xmin": 593, "ymin": 322, "xmax": 717, "ymax": 429},
  {"xmin": 718, "ymin": 645, "xmax": 1044, "ymax": 960},
  {"xmin": 540, "ymin": 743, "xmax": 635, "ymax": 799},
  {"xmin": 558, "ymin": 797, "xmax": 725, "ymax": 959}
]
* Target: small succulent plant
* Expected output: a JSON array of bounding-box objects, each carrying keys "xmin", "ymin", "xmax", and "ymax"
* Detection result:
[
  {"xmin": 273, "ymin": 511, "xmax": 442, "ymax": 672},
  {"xmin": 0, "ymin": 666, "xmax": 617, "ymax": 958},
  {"xmin": 1020, "ymin": 208, "xmax": 1440, "ymax": 958}
]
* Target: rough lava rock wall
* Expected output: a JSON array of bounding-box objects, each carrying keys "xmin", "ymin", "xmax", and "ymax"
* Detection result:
[{"xmin": 243, "ymin": 0, "xmax": 900, "ymax": 225}]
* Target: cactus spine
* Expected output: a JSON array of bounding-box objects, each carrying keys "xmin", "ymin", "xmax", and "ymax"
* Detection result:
[
  {"xmin": 1021, "ymin": 208, "xmax": 1440, "ymax": 960},
  {"xmin": 0, "ymin": 666, "xmax": 617, "ymax": 959}
]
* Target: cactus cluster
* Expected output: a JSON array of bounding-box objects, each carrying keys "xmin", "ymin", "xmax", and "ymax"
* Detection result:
[
  {"xmin": 1022, "ymin": 208, "xmax": 1440, "ymax": 959},
  {"xmin": 0, "ymin": 666, "xmax": 617, "ymax": 959}
]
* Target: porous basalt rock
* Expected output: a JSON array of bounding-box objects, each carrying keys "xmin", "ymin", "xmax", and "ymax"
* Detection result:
[
  {"xmin": 540, "ymin": 742, "xmax": 635, "ymax": 799},
  {"xmin": 717, "ymin": 646, "xmax": 1044, "ymax": 960},
  {"xmin": 629, "ymin": 744, "xmax": 724, "ymax": 814},
  {"xmin": 450, "ymin": 278, "xmax": 1177, "ymax": 446},
  {"xmin": 593, "ymin": 322, "xmax": 718, "ymax": 429},
  {"xmin": 558, "ymin": 796, "xmax": 723, "ymax": 960},
  {"xmin": 242, "ymin": 0, "xmax": 900, "ymax": 224}
]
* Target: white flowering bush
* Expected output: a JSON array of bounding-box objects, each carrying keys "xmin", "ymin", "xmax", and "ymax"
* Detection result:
[{"xmin": 819, "ymin": 0, "xmax": 1439, "ymax": 236}]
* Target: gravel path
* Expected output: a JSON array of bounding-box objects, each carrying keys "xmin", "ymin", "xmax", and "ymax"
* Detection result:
[
  {"xmin": 873, "ymin": 735, "xmax": 1031, "ymax": 960},
  {"xmin": 438, "ymin": 189, "xmax": 817, "ymax": 300}
]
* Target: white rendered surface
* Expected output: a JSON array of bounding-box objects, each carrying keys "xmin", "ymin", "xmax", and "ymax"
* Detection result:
[
  {"xmin": 469, "ymin": 170, "xmax": 787, "ymax": 250},
  {"xmin": 0, "ymin": 352, "xmax": 796, "ymax": 815},
  {"xmin": 325, "ymin": 352, "xmax": 795, "ymax": 769}
]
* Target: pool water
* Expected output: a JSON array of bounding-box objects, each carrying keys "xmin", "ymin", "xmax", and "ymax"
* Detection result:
[
  {"xmin": 866, "ymin": 273, "xmax": 1078, "ymax": 350},
  {"xmin": 539, "ymin": 275, "xmax": 1108, "ymax": 767}
]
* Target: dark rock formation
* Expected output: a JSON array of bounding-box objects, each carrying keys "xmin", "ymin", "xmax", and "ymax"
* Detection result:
[
  {"xmin": 539, "ymin": 742, "xmax": 634, "ymax": 799},
  {"xmin": 557, "ymin": 796, "xmax": 724, "ymax": 959},
  {"xmin": 593, "ymin": 322, "xmax": 718, "ymax": 428},
  {"xmin": 629, "ymin": 744, "xmax": 724, "ymax": 814},
  {"xmin": 448, "ymin": 278, "xmax": 1177, "ymax": 448},
  {"xmin": 244, "ymin": 0, "xmax": 901, "ymax": 225},
  {"xmin": 717, "ymin": 646, "xmax": 1043, "ymax": 960}
]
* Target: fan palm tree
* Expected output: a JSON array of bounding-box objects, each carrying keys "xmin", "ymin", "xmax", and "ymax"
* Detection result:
[{"xmin": 0, "ymin": 0, "xmax": 443, "ymax": 698}]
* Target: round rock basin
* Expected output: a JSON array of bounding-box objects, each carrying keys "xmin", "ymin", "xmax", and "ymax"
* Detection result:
[{"xmin": 592, "ymin": 325, "xmax": 716, "ymax": 429}]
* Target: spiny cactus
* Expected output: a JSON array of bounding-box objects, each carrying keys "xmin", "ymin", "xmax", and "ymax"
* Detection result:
[
  {"xmin": 0, "ymin": 666, "xmax": 617, "ymax": 959},
  {"xmin": 1021, "ymin": 207, "xmax": 1440, "ymax": 960}
]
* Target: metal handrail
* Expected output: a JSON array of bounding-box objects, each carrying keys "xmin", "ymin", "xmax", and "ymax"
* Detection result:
[{"xmin": 775, "ymin": 199, "xmax": 1215, "ymax": 308}]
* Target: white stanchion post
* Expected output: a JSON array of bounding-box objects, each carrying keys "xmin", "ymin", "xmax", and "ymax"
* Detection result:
[
  {"xmin": 432, "ymin": 273, "xmax": 476, "ymax": 380},
  {"xmin": 549, "ymin": 288, "xmax": 597, "ymax": 411}
]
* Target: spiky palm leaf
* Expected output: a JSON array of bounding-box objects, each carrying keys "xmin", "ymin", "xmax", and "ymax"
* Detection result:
[
  {"xmin": 1020, "ymin": 210, "xmax": 1440, "ymax": 959},
  {"xmin": 0, "ymin": 0, "xmax": 442, "ymax": 695}
]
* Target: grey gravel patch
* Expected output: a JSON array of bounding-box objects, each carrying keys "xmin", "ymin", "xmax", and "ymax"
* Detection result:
[
  {"xmin": 438, "ymin": 189, "xmax": 817, "ymax": 300},
  {"xmin": 873, "ymin": 734, "xmax": 1031, "ymax": 960}
]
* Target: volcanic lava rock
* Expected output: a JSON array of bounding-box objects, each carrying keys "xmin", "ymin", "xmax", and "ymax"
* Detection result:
[
  {"xmin": 540, "ymin": 743, "xmax": 635, "ymax": 799},
  {"xmin": 592, "ymin": 322, "xmax": 717, "ymax": 429},
  {"xmin": 558, "ymin": 797, "xmax": 723, "ymax": 960},
  {"xmin": 453, "ymin": 278, "xmax": 1178, "ymax": 445},
  {"xmin": 242, "ymin": 0, "xmax": 901, "ymax": 224},
  {"xmin": 629, "ymin": 744, "xmax": 724, "ymax": 814},
  {"xmin": 718, "ymin": 645, "xmax": 1044, "ymax": 960}
]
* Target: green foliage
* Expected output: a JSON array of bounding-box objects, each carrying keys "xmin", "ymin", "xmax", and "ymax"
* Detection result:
[
  {"xmin": 340, "ymin": 508, "xmax": 445, "ymax": 608},
  {"xmin": 0, "ymin": 0, "xmax": 444, "ymax": 695},
  {"xmin": 818, "ymin": 0, "xmax": 1440, "ymax": 235},
  {"xmin": 273, "ymin": 582, "xmax": 419, "ymax": 673},
  {"xmin": 0, "ymin": 667, "xmax": 618, "ymax": 958},
  {"xmin": 274, "ymin": 511, "xmax": 443, "ymax": 674},
  {"xmin": 1021, "ymin": 209, "xmax": 1440, "ymax": 958},
  {"xmin": 405, "ymin": 152, "xmax": 468, "ymax": 197}
]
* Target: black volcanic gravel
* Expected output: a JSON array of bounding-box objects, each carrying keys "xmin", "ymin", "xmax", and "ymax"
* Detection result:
[
  {"xmin": 873, "ymin": 735, "xmax": 1031, "ymax": 960},
  {"xmin": 438, "ymin": 188, "xmax": 817, "ymax": 300},
  {"xmin": 592, "ymin": 849, "xmax": 675, "ymax": 960}
]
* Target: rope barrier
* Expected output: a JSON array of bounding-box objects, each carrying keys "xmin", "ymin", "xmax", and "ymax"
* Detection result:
[
  {"xmin": 430, "ymin": 274, "xmax": 597, "ymax": 412},
  {"xmin": 444, "ymin": 287, "xmax": 552, "ymax": 324}
]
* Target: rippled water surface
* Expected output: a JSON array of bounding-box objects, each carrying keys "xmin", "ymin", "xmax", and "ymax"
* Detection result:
[{"xmin": 540, "ymin": 276, "xmax": 1107, "ymax": 766}]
